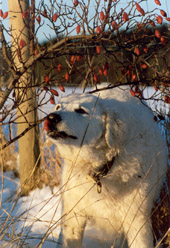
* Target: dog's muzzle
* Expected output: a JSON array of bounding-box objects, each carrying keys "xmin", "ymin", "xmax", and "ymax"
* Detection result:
[
  {"xmin": 44, "ymin": 113, "xmax": 61, "ymax": 132},
  {"xmin": 44, "ymin": 113, "xmax": 77, "ymax": 140}
]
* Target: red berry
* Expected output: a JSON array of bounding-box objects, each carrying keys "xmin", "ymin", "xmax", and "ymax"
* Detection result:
[
  {"xmin": 139, "ymin": 8, "xmax": 145, "ymax": 16},
  {"xmin": 59, "ymin": 85, "xmax": 65, "ymax": 92},
  {"xmin": 165, "ymin": 17, "xmax": 170, "ymax": 22},
  {"xmin": 123, "ymin": 12, "xmax": 129, "ymax": 22},
  {"xmin": 96, "ymin": 46, "xmax": 101, "ymax": 54},
  {"xmin": 99, "ymin": 67, "xmax": 103, "ymax": 76},
  {"xmin": 150, "ymin": 20, "xmax": 155, "ymax": 27},
  {"xmin": 155, "ymin": 29, "xmax": 161, "ymax": 38},
  {"xmin": 154, "ymin": 0, "xmax": 161, "ymax": 6},
  {"xmin": 36, "ymin": 15, "xmax": 41, "ymax": 24},
  {"xmin": 50, "ymin": 89, "xmax": 59, "ymax": 96},
  {"xmin": 96, "ymin": 26, "xmax": 101, "ymax": 34},
  {"xmin": 112, "ymin": 20, "xmax": 118, "ymax": 30},
  {"xmin": 74, "ymin": 0, "xmax": 78, "ymax": 7},
  {"xmin": 136, "ymin": 3, "xmax": 145, "ymax": 16},
  {"xmin": 160, "ymin": 36, "xmax": 166, "ymax": 45},
  {"xmin": 43, "ymin": 8, "xmax": 47, "ymax": 17},
  {"xmin": 77, "ymin": 55, "xmax": 83, "ymax": 61},
  {"xmin": 94, "ymin": 73, "xmax": 98, "ymax": 83},
  {"xmin": 160, "ymin": 10, "xmax": 167, "ymax": 17},
  {"xmin": 34, "ymin": 49, "xmax": 38, "ymax": 55},
  {"xmin": 0, "ymin": 9, "xmax": 3, "ymax": 17},
  {"xmin": 52, "ymin": 13, "xmax": 58, "ymax": 22},
  {"xmin": 132, "ymin": 74, "xmax": 137, "ymax": 82},
  {"xmin": 103, "ymin": 68, "xmax": 108, "ymax": 76},
  {"xmin": 57, "ymin": 64, "xmax": 62, "ymax": 72},
  {"xmin": 50, "ymin": 95, "xmax": 55, "ymax": 104},
  {"xmin": 76, "ymin": 24, "xmax": 81, "ymax": 34},
  {"xmin": 130, "ymin": 89, "xmax": 136, "ymax": 97},
  {"xmin": 45, "ymin": 75, "xmax": 50, "ymax": 84},
  {"xmin": 65, "ymin": 71, "xmax": 69, "ymax": 81},
  {"xmin": 156, "ymin": 15, "xmax": 163, "ymax": 24},
  {"xmin": 143, "ymin": 45, "xmax": 148, "ymax": 54},
  {"xmin": 3, "ymin": 11, "xmax": 8, "ymax": 20},
  {"xmin": 70, "ymin": 55, "xmax": 75, "ymax": 64},
  {"xmin": 19, "ymin": 39, "xmax": 26, "ymax": 49},
  {"xmin": 136, "ymin": 3, "xmax": 141, "ymax": 12},
  {"xmin": 135, "ymin": 47, "xmax": 140, "ymax": 56},
  {"xmin": 100, "ymin": 11, "xmax": 105, "ymax": 21},
  {"xmin": 141, "ymin": 64, "xmax": 147, "ymax": 69},
  {"xmin": 22, "ymin": 11, "xmax": 29, "ymax": 19}
]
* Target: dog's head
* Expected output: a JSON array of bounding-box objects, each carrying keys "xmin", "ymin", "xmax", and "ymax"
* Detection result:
[{"xmin": 44, "ymin": 93, "xmax": 126, "ymax": 160}]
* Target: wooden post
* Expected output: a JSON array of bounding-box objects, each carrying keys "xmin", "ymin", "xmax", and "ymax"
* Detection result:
[{"xmin": 8, "ymin": 0, "xmax": 40, "ymax": 195}]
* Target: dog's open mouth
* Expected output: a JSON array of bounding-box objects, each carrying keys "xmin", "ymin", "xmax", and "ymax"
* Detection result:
[
  {"xmin": 44, "ymin": 115, "xmax": 77, "ymax": 140},
  {"xmin": 47, "ymin": 130, "xmax": 77, "ymax": 140}
]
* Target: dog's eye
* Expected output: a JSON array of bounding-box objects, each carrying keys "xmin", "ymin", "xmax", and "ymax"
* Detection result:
[
  {"xmin": 75, "ymin": 107, "xmax": 88, "ymax": 115},
  {"xmin": 55, "ymin": 104, "xmax": 61, "ymax": 111}
]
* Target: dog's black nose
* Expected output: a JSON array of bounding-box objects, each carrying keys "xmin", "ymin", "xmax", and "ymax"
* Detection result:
[
  {"xmin": 44, "ymin": 113, "xmax": 61, "ymax": 132},
  {"xmin": 48, "ymin": 113, "xmax": 61, "ymax": 123}
]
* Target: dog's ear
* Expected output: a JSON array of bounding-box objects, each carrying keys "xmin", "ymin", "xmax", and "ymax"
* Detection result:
[{"xmin": 104, "ymin": 111, "xmax": 126, "ymax": 152}]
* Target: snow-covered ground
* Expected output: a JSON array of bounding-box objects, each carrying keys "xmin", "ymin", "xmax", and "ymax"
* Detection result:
[
  {"xmin": 0, "ymin": 171, "xmax": 62, "ymax": 247},
  {"xmin": 0, "ymin": 85, "xmax": 168, "ymax": 247}
]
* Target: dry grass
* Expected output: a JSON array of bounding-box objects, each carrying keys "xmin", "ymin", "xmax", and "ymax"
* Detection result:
[
  {"xmin": 0, "ymin": 125, "xmax": 61, "ymax": 189},
  {"xmin": 39, "ymin": 134, "xmax": 61, "ymax": 190},
  {"xmin": 152, "ymin": 168, "xmax": 170, "ymax": 247},
  {"xmin": 0, "ymin": 129, "xmax": 18, "ymax": 176},
  {"xmin": 151, "ymin": 117, "xmax": 170, "ymax": 248},
  {"xmin": 0, "ymin": 126, "xmax": 61, "ymax": 247}
]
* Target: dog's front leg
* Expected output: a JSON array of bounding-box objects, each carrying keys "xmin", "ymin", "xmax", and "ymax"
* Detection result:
[
  {"xmin": 58, "ymin": 214, "xmax": 86, "ymax": 248},
  {"xmin": 124, "ymin": 217, "xmax": 154, "ymax": 248}
]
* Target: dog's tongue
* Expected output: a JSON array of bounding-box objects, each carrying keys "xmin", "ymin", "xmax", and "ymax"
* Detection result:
[{"xmin": 44, "ymin": 118, "xmax": 51, "ymax": 132}]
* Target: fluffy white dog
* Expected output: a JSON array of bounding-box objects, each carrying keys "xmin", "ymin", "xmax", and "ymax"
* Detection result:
[{"xmin": 45, "ymin": 86, "xmax": 167, "ymax": 248}]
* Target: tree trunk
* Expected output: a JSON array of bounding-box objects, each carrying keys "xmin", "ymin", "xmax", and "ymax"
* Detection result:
[{"xmin": 8, "ymin": 0, "xmax": 40, "ymax": 195}]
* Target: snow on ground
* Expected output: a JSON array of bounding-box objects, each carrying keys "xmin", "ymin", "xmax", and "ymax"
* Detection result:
[{"xmin": 0, "ymin": 171, "xmax": 62, "ymax": 247}]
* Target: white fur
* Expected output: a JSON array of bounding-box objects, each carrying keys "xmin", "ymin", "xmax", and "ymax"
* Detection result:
[{"xmin": 47, "ymin": 87, "xmax": 167, "ymax": 248}]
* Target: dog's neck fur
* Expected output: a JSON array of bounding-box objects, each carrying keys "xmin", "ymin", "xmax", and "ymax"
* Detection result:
[{"xmin": 90, "ymin": 156, "xmax": 116, "ymax": 193}]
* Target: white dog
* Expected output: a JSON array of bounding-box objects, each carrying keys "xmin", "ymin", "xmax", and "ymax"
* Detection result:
[{"xmin": 45, "ymin": 86, "xmax": 167, "ymax": 248}]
